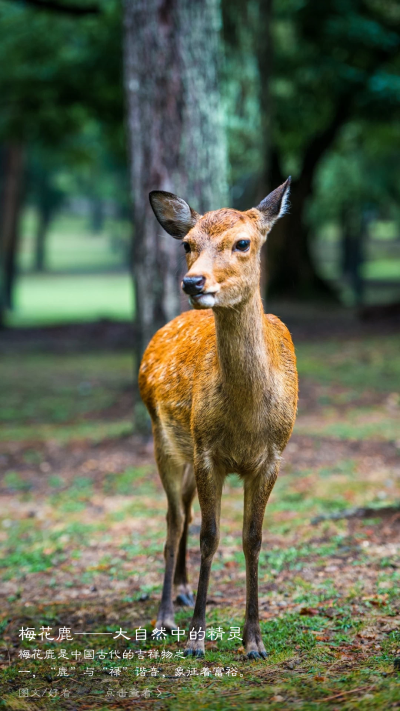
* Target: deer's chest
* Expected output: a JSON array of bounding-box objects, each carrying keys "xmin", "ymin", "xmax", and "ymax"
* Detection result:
[{"xmin": 193, "ymin": 384, "xmax": 287, "ymax": 474}]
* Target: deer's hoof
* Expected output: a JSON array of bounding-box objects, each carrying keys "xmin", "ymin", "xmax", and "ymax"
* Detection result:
[
  {"xmin": 176, "ymin": 592, "xmax": 194, "ymax": 607},
  {"xmin": 184, "ymin": 648, "xmax": 205, "ymax": 658},
  {"xmin": 246, "ymin": 650, "xmax": 267, "ymax": 660},
  {"xmin": 155, "ymin": 616, "xmax": 176, "ymax": 633}
]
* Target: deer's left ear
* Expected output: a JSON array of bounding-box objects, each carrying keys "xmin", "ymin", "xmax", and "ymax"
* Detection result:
[
  {"xmin": 255, "ymin": 177, "xmax": 291, "ymax": 234},
  {"xmin": 149, "ymin": 190, "xmax": 201, "ymax": 239}
]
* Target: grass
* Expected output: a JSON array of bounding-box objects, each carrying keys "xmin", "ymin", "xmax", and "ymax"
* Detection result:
[
  {"xmin": 296, "ymin": 335, "xmax": 400, "ymax": 393},
  {"xmin": 295, "ymin": 409, "xmax": 400, "ymax": 442},
  {"xmin": 295, "ymin": 335, "xmax": 400, "ymax": 442},
  {"xmin": 18, "ymin": 210, "xmax": 130, "ymax": 273},
  {"xmin": 0, "ymin": 353, "xmax": 133, "ymax": 425},
  {"xmin": 0, "ymin": 351, "xmax": 134, "ymax": 442},
  {"xmin": 363, "ymin": 259, "xmax": 400, "ymax": 280},
  {"xmin": 6, "ymin": 208, "xmax": 134, "ymax": 326},
  {"xmin": 0, "ymin": 419, "xmax": 133, "ymax": 444},
  {"xmin": 5, "ymin": 273, "xmax": 134, "ymax": 327},
  {"xmin": 0, "ymin": 331, "xmax": 400, "ymax": 708}
]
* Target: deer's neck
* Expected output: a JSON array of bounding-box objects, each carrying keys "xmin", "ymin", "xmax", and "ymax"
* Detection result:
[{"xmin": 213, "ymin": 291, "xmax": 268, "ymax": 401}]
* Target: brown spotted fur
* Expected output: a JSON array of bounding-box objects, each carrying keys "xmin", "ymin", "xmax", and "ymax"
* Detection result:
[{"xmin": 139, "ymin": 180, "xmax": 298, "ymax": 659}]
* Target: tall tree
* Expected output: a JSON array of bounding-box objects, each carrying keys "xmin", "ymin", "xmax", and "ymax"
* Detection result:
[
  {"xmin": 0, "ymin": 142, "xmax": 24, "ymax": 322},
  {"xmin": 0, "ymin": 0, "xmax": 125, "ymax": 315},
  {"xmin": 263, "ymin": 0, "xmax": 400, "ymax": 300},
  {"xmin": 123, "ymin": 0, "xmax": 228, "ymax": 369},
  {"xmin": 223, "ymin": 0, "xmax": 400, "ymax": 301}
]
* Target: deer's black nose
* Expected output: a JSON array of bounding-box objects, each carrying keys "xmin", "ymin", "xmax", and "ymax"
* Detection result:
[{"xmin": 182, "ymin": 275, "xmax": 206, "ymax": 295}]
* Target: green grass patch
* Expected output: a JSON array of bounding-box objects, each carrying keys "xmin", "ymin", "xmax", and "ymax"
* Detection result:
[
  {"xmin": 295, "ymin": 408, "xmax": 400, "ymax": 442},
  {"xmin": 363, "ymin": 258, "xmax": 400, "ymax": 280},
  {"xmin": 0, "ymin": 419, "xmax": 133, "ymax": 444},
  {"xmin": 0, "ymin": 352, "xmax": 133, "ymax": 425},
  {"xmin": 6, "ymin": 273, "xmax": 134, "ymax": 327},
  {"xmin": 18, "ymin": 209, "xmax": 130, "ymax": 273},
  {"xmin": 296, "ymin": 335, "xmax": 400, "ymax": 394}
]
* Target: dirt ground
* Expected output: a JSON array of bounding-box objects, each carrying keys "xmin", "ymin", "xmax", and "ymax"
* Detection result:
[{"xmin": 0, "ymin": 318, "xmax": 399, "ymax": 709}]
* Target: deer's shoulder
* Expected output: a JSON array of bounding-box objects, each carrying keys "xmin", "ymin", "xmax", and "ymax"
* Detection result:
[
  {"xmin": 145, "ymin": 309, "xmax": 215, "ymax": 358},
  {"xmin": 139, "ymin": 310, "xmax": 216, "ymax": 409}
]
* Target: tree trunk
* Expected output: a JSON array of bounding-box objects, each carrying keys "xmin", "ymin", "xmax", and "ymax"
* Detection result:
[
  {"xmin": 90, "ymin": 197, "xmax": 104, "ymax": 234},
  {"xmin": 263, "ymin": 96, "xmax": 353, "ymax": 302},
  {"xmin": 35, "ymin": 202, "xmax": 51, "ymax": 272},
  {"xmin": 33, "ymin": 168, "xmax": 62, "ymax": 273},
  {"xmin": 123, "ymin": 0, "xmax": 228, "ymax": 374},
  {"xmin": 341, "ymin": 206, "xmax": 367, "ymax": 307},
  {"xmin": 256, "ymin": 0, "xmax": 272, "ymax": 298},
  {"xmin": 0, "ymin": 143, "xmax": 24, "ymax": 322}
]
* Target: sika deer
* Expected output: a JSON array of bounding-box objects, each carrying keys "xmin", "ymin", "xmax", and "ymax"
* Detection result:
[{"xmin": 139, "ymin": 179, "xmax": 298, "ymax": 659}]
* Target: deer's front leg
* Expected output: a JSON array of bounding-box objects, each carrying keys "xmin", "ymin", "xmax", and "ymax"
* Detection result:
[
  {"xmin": 184, "ymin": 460, "xmax": 223, "ymax": 658},
  {"xmin": 242, "ymin": 464, "xmax": 278, "ymax": 660},
  {"xmin": 153, "ymin": 432, "xmax": 185, "ymax": 632},
  {"xmin": 174, "ymin": 464, "xmax": 196, "ymax": 607}
]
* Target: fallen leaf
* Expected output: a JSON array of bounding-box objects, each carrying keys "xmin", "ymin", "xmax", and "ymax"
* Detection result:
[
  {"xmin": 300, "ymin": 607, "xmax": 319, "ymax": 616},
  {"xmin": 205, "ymin": 641, "xmax": 218, "ymax": 650},
  {"xmin": 357, "ymin": 630, "xmax": 377, "ymax": 640},
  {"xmin": 224, "ymin": 560, "xmax": 238, "ymax": 569}
]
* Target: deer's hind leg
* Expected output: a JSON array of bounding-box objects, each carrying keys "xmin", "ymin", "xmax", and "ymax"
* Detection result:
[
  {"xmin": 174, "ymin": 464, "xmax": 196, "ymax": 607},
  {"xmin": 154, "ymin": 432, "xmax": 186, "ymax": 631}
]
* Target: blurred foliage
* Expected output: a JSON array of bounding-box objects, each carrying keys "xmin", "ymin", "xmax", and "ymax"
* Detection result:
[
  {"xmin": 223, "ymin": 0, "xmax": 400, "ymax": 223},
  {"xmin": 0, "ymin": 0, "xmax": 129, "ymax": 221},
  {"xmin": 220, "ymin": 0, "xmax": 400, "ymax": 300},
  {"xmin": 309, "ymin": 122, "xmax": 400, "ymax": 230},
  {"xmin": 2, "ymin": 0, "xmax": 400, "ymax": 225},
  {"xmin": 272, "ymin": 0, "xmax": 400, "ymax": 172},
  {"xmin": 0, "ymin": 0, "xmax": 123, "ymax": 149},
  {"xmin": 1, "ymin": 0, "xmax": 400, "ymax": 307}
]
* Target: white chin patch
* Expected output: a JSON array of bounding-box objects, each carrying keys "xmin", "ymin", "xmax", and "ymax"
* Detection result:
[{"xmin": 190, "ymin": 293, "xmax": 216, "ymax": 309}]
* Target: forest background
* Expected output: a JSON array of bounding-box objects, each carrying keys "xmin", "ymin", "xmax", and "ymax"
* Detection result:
[{"xmin": 0, "ymin": 1, "xmax": 399, "ymax": 709}]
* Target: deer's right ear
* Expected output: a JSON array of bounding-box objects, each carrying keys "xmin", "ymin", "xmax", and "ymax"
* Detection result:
[{"xmin": 149, "ymin": 191, "xmax": 201, "ymax": 239}]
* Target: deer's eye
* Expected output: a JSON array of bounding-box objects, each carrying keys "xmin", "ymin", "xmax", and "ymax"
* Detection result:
[
  {"xmin": 182, "ymin": 242, "xmax": 191, "ymax": 254},
  {"xmin": 234, "ymin": 239, "xmax": 250, "ymax": 252}
]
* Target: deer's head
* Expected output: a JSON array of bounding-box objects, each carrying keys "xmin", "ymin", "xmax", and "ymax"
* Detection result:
[{"xmin": 149, "ymin": 178, "xmax": 290, "ymax": 310}]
